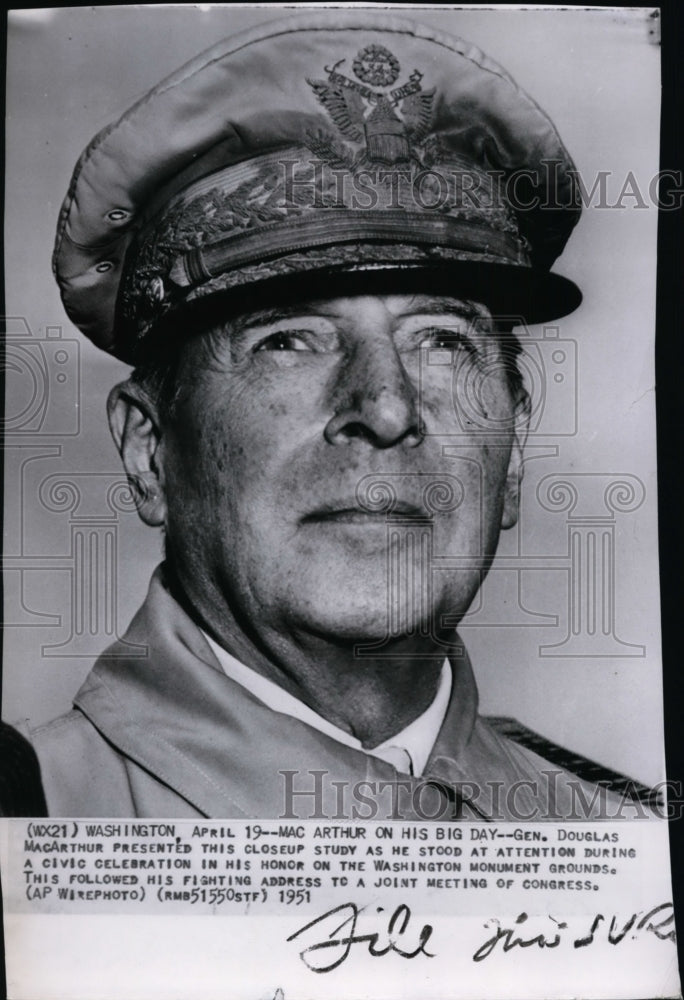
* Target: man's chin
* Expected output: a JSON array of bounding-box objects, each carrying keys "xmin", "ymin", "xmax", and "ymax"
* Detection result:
[
  {"xmin": 245, "ymin": 545, "xmax": 479, "ymax": 644},
  {"xmin": 280, "ymin": 579, "xmax": 441, "ymax": 646},
  {"xmin": 295, "ymin": 608, "xmax": 425, "ymax": 646}
]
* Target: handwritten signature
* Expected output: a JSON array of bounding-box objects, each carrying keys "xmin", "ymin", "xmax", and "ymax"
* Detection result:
[
  {"xmin": 286, "ymin": 901, "xmax": 675, "ymax": 971},
  {"xmin": 287, "ymin": 902, "xmax": 434, "ymax": 972},
  {"xmin": 473, "ymin": 903, "xmax": 676, "ymax": 962}
]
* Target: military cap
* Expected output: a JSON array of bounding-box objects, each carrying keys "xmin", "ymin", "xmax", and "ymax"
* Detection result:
[{"xmin": 53, "ymin": 12, "xmax": 582, "ymax": 363}]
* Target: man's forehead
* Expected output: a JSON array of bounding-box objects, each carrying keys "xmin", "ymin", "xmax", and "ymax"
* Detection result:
[{"xmin": 230, "ymin": 294, "xmax": 493, "ymax": 332}]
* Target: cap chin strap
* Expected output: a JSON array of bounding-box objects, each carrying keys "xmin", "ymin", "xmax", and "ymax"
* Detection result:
[{"xmin": 169, "ymin": 210, "xmax": 529, "ymax": 290}]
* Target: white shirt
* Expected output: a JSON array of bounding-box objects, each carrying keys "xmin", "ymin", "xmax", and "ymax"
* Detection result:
[{"xmin": 201, "ymin": 631, "xmax": 452, "ymax": 777}]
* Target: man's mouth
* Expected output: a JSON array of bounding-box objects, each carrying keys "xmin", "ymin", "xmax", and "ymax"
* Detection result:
[{"xmin": 302, "ymin": 499, "xmax": 429, "ymax": 524}]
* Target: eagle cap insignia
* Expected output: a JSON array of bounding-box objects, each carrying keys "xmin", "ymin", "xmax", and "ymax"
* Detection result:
[{"xmin": 307, "ymin": 44, "xmax": 435, "ymax": 167}]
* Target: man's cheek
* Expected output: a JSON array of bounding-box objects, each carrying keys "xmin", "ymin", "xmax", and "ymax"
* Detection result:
[
  {"xmin": 443, "ymin": 363, "xmax": 513, "ymax": 429},
  {"xmin": 415, "ymin": 374, "xmax": 459, "ymax": 431},
  {"xmin": 478, "ymin": 371, "xmax": 517, "ymax": 422},
  {"xmin": 421, "ymin": 382, "xmax": 506, "ymax": 435}
]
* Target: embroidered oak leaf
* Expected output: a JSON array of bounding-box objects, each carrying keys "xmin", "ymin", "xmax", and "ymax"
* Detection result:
[
  {"xmin": 418, "ymin": 133, "xmax": 447, "ymax": 167},
  {"xmin": 307, "ymin": 78, "xmax": 367, "ymax": 142},
  {"xmin": 304, "ymin": 128, "xmax": 355, "ymax": 170}
]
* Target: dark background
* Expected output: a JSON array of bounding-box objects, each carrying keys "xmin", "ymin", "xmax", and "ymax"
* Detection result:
[{"xmin": 655, "ymin": 0, "xmax": 684, "ymax": 984}]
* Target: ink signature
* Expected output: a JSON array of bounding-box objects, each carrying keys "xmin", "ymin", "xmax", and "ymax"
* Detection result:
[
  {"xmin": 287, "ymin": 902, "xmax": 434, "ymax": 972},
  {"xmin": 473, "ymin": 903, "xmax": 675, "ymax": 962}
]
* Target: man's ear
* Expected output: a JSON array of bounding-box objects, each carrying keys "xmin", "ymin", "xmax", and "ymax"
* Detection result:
[
  {"xmin": 501, "ymin": 389, "xmax": 531, "ymax": 530},
  {"xmin": 107, "ymin": 381, "xmax": 167, "ymax": 527}
]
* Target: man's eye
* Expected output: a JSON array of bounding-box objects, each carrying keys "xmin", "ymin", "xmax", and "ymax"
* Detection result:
[
  {"xmin": 419, "ymin": 328, "xmax": 471, "ymax": 351},
  {"xmin": 253, "ymin": 330, "xmax": 312, "ymax": 352}
]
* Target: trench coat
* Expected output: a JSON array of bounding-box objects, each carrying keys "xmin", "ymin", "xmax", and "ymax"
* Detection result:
[{"xmin": 22, "ymin": 568, "xmax": 636, "ymax": 820}]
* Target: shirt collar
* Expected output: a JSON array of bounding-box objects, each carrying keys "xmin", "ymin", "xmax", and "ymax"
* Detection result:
[{"xmin": 201, "ymin": 630, "xmax": 451, "ymax": 777}]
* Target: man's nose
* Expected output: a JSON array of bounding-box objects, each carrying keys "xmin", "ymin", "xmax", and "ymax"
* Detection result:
[{"xmin": 324, "ymin": 338, "xmax": 423, "ymax": 448}]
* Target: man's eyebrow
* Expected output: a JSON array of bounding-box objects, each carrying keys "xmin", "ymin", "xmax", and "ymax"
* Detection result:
[
  {"xmin": 233, "ymin": 303, "xmax": 334, "ymax": 333},
  {"xmin": 399, "ymin": 297, "xmax": 489, "ymax": 324}
]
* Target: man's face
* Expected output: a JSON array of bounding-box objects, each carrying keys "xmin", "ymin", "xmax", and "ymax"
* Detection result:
[{"xmin": 155, "ymin": 293, "xmax": 526, "ymax": 646}]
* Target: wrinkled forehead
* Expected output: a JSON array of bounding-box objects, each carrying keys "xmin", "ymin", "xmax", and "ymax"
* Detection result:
[{"xmin": 212, "ymin": 291, "xmax": 496, "ymax": 334}]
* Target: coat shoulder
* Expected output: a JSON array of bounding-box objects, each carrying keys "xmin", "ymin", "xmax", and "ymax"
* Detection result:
[
  {"xmin": 483, "ymin": 714, "xmax": 660, "ymax": 815},
  {"xmin": 25, "ymin": 710, "xmax": 136, "ymax": 817}
]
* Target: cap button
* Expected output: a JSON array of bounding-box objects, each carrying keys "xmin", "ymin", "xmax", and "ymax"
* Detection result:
[{"xmin": 106, "ymin": 208, "xmax": 131, "ymax": 224}]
